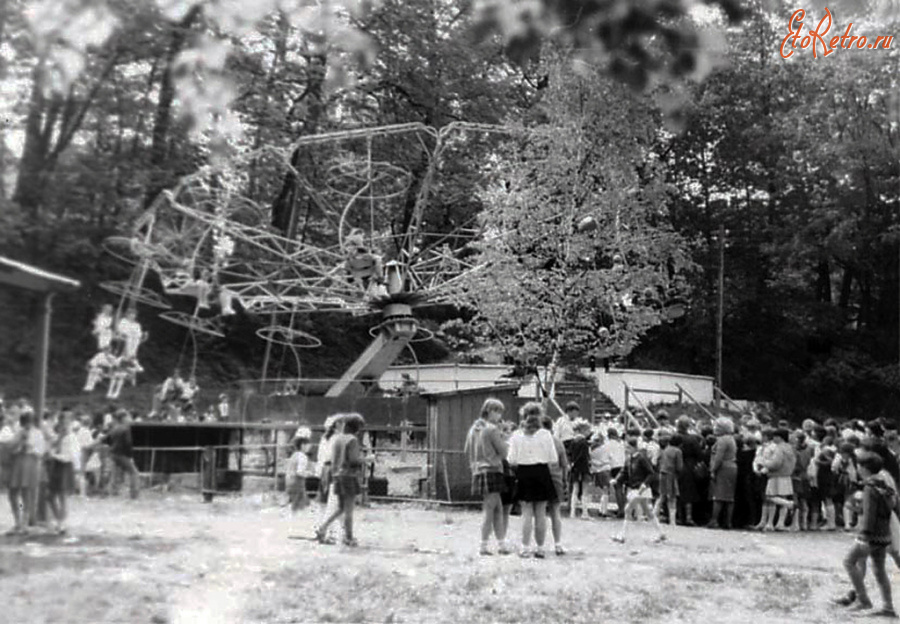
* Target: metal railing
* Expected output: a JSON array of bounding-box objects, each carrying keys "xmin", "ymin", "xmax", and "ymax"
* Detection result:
[
  {"xmin": 622, "ymin": 382, "xmax": 659, "ymax": 429},
  {"xmin": 675, "ymin": 383, "xmax": 717, "ymax": 422}
]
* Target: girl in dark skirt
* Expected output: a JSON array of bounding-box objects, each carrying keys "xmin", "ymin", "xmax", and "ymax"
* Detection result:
[
  {"xmin": 507, "ymin": 403, "xmax": 558, "ymax": 558},
  {"xmin": 48, "ymin": 412, "xmax": 78, "ymax": 534}
]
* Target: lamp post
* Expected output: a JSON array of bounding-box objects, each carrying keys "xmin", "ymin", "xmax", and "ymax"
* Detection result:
[{"xmin": 715, "ymin": 223, "xmax": 726, "ymax": 415}]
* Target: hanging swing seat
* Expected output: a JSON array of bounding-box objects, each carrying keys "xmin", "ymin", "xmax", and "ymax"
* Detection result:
[
  {"xmin": 102, "ymin": 236, "xmax": 164, "ymax": 265},
  {"xmin": 99, "ymin": 281, "xmax": 171, "ymax": 310},
  {"xmin": 159, "ymin": 311, "xmax": 225, "ymax": 338},
  {"xmin": 255, "ymin": 326, "xmax": 322, "ymax": 349}
]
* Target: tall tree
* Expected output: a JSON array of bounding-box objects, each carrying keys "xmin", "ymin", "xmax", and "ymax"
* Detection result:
[{"xmin": 461, "ymin": 55, "xmax": 691, "ymax": 396}]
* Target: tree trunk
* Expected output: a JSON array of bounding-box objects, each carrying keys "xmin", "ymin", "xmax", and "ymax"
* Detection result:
[
  {"xmin": 816, "ymin": 258, "xmax": 832, "ymax": 303},
  {"xmin": 838, "ymin": 266, "xmax": 854, "ymax": 309},
  {"xmin": 272, "ymin": 52, "xmax": 327, "ymax": 239},
  {"xmin": 144, "ymin": 6, "xmax": 201, "ymax": 209}
]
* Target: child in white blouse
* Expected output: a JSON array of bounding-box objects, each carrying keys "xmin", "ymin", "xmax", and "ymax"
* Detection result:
[
  {"xmin": 508, "ymin": 402, "xmax": 558, "ymax": 558},
  {"xmin": 286, "ymin": 429, "xmax": 311, "ymax": 514}
]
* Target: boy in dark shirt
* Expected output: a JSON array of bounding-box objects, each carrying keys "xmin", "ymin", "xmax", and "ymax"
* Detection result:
[{"xmin": 103, "ymin": 409, "xmax": 139, "ymax": 499}]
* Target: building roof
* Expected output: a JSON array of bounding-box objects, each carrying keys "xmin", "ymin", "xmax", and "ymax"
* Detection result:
[{"xmin": 0, "ymin": 256, "xmax": 81, "ymax": 293}]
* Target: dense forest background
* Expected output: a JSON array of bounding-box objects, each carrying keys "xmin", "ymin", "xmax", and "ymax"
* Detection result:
[{"xmin": 0, "ymin": 0, "xmax": 897, "ymax": 420}]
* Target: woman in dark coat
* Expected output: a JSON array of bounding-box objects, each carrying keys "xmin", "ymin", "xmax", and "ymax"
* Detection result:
[
  {"xmin": 733, "ymin": 434, "xmax": 760, "ymax": 529},
  {"xmin": 676, "ymin": 415, "xmax": 703, "ymax": 526},
  {"xmin": 707, "ymin": 417, "xmax": 739, "ymax": 529}
]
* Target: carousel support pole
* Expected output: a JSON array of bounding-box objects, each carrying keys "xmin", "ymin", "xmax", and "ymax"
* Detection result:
[{"xmin": 32, "ymin": 292, "xmax": 55, "ymax": 420}]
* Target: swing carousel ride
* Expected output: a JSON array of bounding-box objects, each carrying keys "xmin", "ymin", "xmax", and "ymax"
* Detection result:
[{"xmin": 86, "ymin": 122, "xmax": 508, "ymax": 405}]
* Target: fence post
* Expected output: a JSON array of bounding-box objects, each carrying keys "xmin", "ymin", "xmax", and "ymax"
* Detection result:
[
  {"xmin": 441, "ymin": 451, "xmax": 452, "ymax": 503},
  {"xmin": 427, "ymin": 401, "xmax": 439, "ymax": 499},
  {"xmin": 272, "ymin": 428, "xmax": 279, "ymax": 492}
]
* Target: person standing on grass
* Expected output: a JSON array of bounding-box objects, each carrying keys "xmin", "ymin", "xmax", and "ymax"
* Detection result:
[
  {"xmin": 286, "ymin": 428, "xmax": 311, "ymax": 514},
  {"xmin": 6, "ymin": 410, "xmax": 45, "ymax": 534},
  {"xmin": 498, "ymin": 420, "xmax": 518, "ymax": 548},
  {"xmin": 590, "ymin": 432, "xmax": 612, "ymax": 518},
  {"xmin": 612, "ymin": 429, "xmax": 665, "ymax": 544},
  {"xmin": 314, "ymin": 414, "xmax": 343, "ymax": 544},
  {"xmin": 316, "ymin": 413, "xmax": 366, "ymax": 547},
  {"xmin": 567, "ymin": 419, "xmax": 592, "ymax": 518},
  {"xmin": 103, "ymin": 409, "xmax": 139, "ymax": 499},
  {"xmin": 542, "ymin": 414, "xmax": 569, "ymax": 555},
  {"xmin": 676, "ymin": 415, "xmax": 703, "ymax": 526},
  {"xmin": 553, "ymin": 401, "xmax": 578, "ymax": 452},
  {"xmin": 789, "ymin": 431, "xmax": 813, "ymax": 531},
  {"xmin": 706, "ymin": 417, "xmax": 739, "ymax": 530},
  {"xmin": 834, "ymin": 452, "xmax": 898, "ymax": 617},
  {"xmin": 464, "ymin": 398, "xmax": 510, "ymax": 556},
  {"xmin": 47, "ymin": 412, "xmax": 78, "ymax": 535},
  {"xmin": 759, "ymin": 428, "xmax": 796, "ymax": 532},
  {"xmin": 605, "ymin": 428, "xmax": 627, "ymax": 518},
  {"xmin": 508, "ymin": 402, "xmax": 558, "ymax": 559},
  {"xmin": 655, "ymin": 434, "xmax": 684, "ymax": 527}
]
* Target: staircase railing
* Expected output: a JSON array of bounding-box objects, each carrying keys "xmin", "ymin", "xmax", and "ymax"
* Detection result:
[
  {"xmin": 675, "ymin": 383, "xmax": 717, "ymax": 423},
  {"xmin": 714, "ymin": 386, "xmax": 751, "ymax": 416},
  {"xmin": 622, "ymin": 381, "xmax": 659, "ymax": 429}
]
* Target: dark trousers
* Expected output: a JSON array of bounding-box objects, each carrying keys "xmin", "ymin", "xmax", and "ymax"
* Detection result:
[{"xmin": 111, "ymin": 454, "xmax": 139, "ymax": 499}]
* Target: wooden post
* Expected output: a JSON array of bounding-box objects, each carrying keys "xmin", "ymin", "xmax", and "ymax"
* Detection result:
[
  {"xmin": 427, "ymin": 400, "xmax": 439, "ymax": 499},
  {"xmin": 272, "ymin": 428, "xmax": 279, "ymax": 491},
  {"xmin": 441, "ymin": 451, "xmax": 452, "ymax": 503},
  {"xmin": 400, "ymin": 420, "xmax": 409, "ymax": 462}
]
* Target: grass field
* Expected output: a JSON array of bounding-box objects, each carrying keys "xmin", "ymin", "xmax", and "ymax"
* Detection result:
[{"xmin": 0, "ymin": 492, "xmax": 889, "ymax": 623}]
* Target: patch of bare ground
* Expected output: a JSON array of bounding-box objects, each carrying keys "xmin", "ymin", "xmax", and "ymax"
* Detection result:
[{"xmin": 0, "ymin": 492, "xmax": 887, "ymax": 623}]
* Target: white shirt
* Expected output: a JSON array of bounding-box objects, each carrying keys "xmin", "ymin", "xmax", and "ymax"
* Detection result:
[
  {"xmin": 117, "ymin": 317, "xmax": 143, "ymax": 356},
  {"xmin": 507, "ymin": 429, "xmax": 558, "ymax": 466},
  {"xmin": 75, "ymin": 427, "xmax": 94, "ymax": 451},
  {"xmin": 54, "ymin": 433, "xmax": 81, "ymax": 469},
  {"xmin": 316, "ymin": 436, "xmax": 334, "ymax": 476},
  {"xmin": 0, "ymin": 425, "xmax": 14, "ymax": 443},
  {"xmin": 553, "ymin": 416, "xmax": 576, "ymax": 443},
  {"xmin": 94, "ymin": 312, "xmax": 113, "ymax": 334},
  {"xmin": 605, "ymin": 439, "xmax": 626, "ymax": 470},
  {"xmin": 288, "ymin": 451, "xmax": 309, "ymax": 477},
  {"xmin": 640, "ymin": 439, "xmax": 661, "ymax": 466}
]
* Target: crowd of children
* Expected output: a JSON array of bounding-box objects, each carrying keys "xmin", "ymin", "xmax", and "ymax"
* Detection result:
[
  {"xmin": 463, "ymin": 393, "xmax": 900, "ymax": 606},
  {"xmin": 0, "ymin": 398, "xmax": 142, "ymax": 536},
  {"xmin": 555, "ymin": 408, "xmax": 900, "ymax": 539},
  {"xmin": 5, "ymin": 389, "xmax": 900, "ymax": 615}
]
